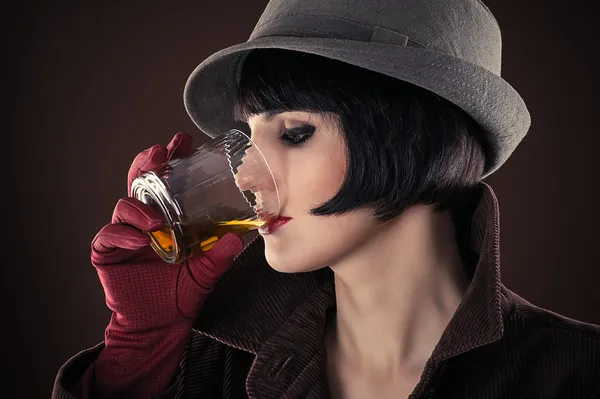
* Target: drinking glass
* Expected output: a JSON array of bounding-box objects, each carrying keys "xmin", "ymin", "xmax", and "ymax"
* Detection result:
[{"xmin": 130, "ymin": 128, "xmax": 280, "ymax": 264}]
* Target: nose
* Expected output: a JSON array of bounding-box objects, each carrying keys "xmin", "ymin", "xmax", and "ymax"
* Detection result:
[
  {"xmin": 234, "ymin": 145, "xmax": 278, "ymax": 193},
  {"xmin": 238, "ymin": 132, "xmax": 283, "ymax": 206}
]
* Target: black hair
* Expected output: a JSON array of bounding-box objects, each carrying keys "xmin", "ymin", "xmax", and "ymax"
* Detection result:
[{"xmin": 234, "ymin": 49, "xmax": 486, "ymax": 233}]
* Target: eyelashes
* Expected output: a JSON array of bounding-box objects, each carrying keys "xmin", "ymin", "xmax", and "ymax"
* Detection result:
[{"xmin": 278, "ymin": 125, "xmax": 316, "ymax": 148}]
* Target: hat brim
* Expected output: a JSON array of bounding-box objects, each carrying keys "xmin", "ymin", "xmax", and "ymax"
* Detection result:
[{"xmin": 184, "ymin": 36, "xmax": 530, "ymax": 178}]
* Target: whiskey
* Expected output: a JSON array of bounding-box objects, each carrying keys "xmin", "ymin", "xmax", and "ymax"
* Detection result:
[{"xmin": 148, "ymin": 218, "xmax": 265, "ymax": 260}]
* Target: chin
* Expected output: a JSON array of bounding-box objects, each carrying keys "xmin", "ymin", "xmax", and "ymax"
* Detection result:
[{"xmin": 264, "ymin": 248, "xmax": 326, "ymax": 274}]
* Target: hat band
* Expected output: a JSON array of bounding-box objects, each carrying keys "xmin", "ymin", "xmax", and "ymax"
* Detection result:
[{"xmin": 249, "ymin": 15, "xmax": 426, "ymax": 49}]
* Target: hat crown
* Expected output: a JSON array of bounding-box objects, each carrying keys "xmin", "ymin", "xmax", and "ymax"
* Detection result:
[{"xmin": 249, "ymin": 0, "xmax": 502, "ymax": 75}]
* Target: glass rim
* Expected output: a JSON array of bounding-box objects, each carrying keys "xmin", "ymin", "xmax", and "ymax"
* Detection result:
[{"xmin": 130, "ymin": 171, "xmax": 189, "ymax": 263}]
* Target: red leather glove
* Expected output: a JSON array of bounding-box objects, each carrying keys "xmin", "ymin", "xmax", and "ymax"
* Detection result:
[{"xmin": 75, "ymin": 132, "xmax": 245, "ymax": 399}]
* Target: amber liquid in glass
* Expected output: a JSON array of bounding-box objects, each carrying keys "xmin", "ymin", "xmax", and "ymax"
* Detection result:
[{"xmin": 149, "ymin": 218, "xmax": 265, "ymax": 255}]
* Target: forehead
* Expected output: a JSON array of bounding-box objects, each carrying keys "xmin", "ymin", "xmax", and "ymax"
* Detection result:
[
  {"xmin": 249, "ymin": 110, "xmax": 284, "ymax": 122},
  {"xmin": 246, "ymin": 110, "xmax": 325, "ymax": 124}
]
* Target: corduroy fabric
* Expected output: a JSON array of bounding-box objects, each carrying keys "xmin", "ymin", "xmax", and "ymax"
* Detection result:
[{"xmin": 53, "ymin": 182, "xmax": 600, "ymax": 398}]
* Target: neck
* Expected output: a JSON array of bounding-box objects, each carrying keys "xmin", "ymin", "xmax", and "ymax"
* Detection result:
[{"xmin": 325, "ymin": 205, "xmax": 471, "ymax": 378}]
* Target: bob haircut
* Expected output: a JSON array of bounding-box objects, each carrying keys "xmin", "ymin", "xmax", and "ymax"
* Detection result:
[{"xmin": 233, "ymin": 49, "xmax": 486, "ymax": 229}]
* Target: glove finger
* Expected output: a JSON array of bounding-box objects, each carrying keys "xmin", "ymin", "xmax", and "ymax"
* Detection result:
[
  {"xmin": 111, "ymin": 197, "xmax": 166, "ymax": 230},
  {"xmin": 127, "ymin": 144, "xmax": 169, "ymax": 194},
  {"xmin": 166, "ymin": 132, "xmax": 194, "ymax": 161},
  {"xmin": 92, "ymin": 223, "xmax": 151, "ymax": 253},
  {"xmin": 204, "ymin": 232, "xmax": 245, "ymax": 265},
  {"xmin": 91, "ymin": 226, "xmax": 157, "ymax": 267},
  {"xmin": 187, "ymin": 232, "xmax": 245, "ymax": 288}
]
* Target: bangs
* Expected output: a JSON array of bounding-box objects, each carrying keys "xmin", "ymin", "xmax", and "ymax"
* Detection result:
[{"xmin": 233, "ymin": 49, "xmax": 373, "ymax": 128}]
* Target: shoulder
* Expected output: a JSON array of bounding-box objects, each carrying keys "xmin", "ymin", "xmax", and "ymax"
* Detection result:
[
  {"xmin": 502, "ymin": 286, "xmax": 600, "ymax": 341},
  {"xmin": 497, "ymin": 286, "xmax": 600, "ymax": 393}
]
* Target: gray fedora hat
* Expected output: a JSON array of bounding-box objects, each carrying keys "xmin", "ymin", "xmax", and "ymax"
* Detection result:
[{"xmin": 183, "ymin": 0, "xmax": 531, "ymax": 178}]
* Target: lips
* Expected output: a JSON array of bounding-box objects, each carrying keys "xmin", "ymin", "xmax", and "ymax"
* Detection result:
[{"xmin": 259, "ymin": 216, "xmax": 292, "ymax": 235}]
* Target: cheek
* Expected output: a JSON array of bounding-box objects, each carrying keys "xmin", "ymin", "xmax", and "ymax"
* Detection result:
[
  {"xmin": 301, "ymin": 172, "xmax": 344, "ymax": 208},
  {"xmin": 290, "ymin": 150, "xmax": 346, "ymax": 208}
]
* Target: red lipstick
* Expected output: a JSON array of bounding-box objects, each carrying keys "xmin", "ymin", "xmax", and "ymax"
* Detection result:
[{"xmin": 259, "ymin": 216, "xmax": 292, "ymax": 235}]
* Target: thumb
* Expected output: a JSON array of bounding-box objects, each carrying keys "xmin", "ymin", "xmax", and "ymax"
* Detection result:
[{"xmin": 188, "ymin": 233, "xmax": 245, "ymax": 286}]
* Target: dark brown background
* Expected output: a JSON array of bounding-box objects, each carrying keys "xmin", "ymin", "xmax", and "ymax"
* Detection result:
[{"xmin": 6, "ymin": 1, "xmax": 599, "ymax": 397}]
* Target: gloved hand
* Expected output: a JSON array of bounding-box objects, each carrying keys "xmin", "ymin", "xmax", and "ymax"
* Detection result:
[{"xmin": 76, "ymin": 132, "xmax": 245, "ymax": 399}]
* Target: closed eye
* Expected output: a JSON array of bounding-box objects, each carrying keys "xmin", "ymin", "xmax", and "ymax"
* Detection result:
[{"xmin": 278, "ymin": 125, "xmax": 315, "ymax": 148}]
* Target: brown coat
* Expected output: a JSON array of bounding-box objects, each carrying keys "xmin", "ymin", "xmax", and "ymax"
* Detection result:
[{"xmin": 53, "ymin": 182, "xmax": 600, "ymax": 398}]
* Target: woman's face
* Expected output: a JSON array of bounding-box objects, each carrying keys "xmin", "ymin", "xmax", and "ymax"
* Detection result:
[{"xmin": 246, "ymin": 111, "xmax": 381, "ymax": 273}]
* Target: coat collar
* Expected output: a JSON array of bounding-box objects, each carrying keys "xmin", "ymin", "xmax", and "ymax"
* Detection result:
[{"xmin": 193, "ymin": 181, "xmax": 505, "ymax": 375}]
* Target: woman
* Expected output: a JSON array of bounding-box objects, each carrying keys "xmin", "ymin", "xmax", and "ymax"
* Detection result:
[{"xmin": 54, "ymin": 0, "xmax": 600, "ymax": 398}]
